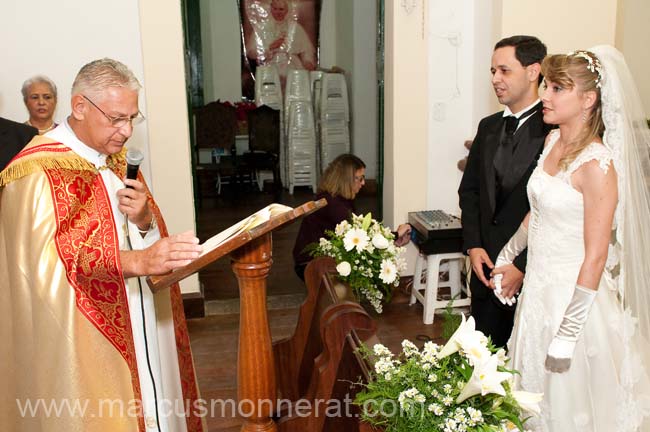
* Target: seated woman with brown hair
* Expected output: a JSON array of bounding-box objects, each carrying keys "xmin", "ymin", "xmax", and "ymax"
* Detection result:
[
  {"xmin": 292, "ymin": 153, "xmax": 411, "ymax": 280},
  {"xmin": 22, "ymin": 75, "xmax": 58, "ymax": 135}
]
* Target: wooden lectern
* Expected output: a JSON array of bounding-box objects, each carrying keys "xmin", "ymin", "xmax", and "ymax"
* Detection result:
[{"xmin": 148, "ymin": 199, "xmax": 326, "ymax": 432}]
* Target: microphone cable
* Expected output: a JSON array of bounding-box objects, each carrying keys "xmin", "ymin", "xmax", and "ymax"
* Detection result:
[{"xmin": 125, "ymin": 217, "xmax": 162, "ymax": 432}]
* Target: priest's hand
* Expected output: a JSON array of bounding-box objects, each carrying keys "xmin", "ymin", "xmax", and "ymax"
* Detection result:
[
  {"xmin": 118, "ymin": 179, "xmax": 153, "ymax": 232},
  {"xmin": 120, "ymin": 230, "xmax": 202, "ymax": 278}
]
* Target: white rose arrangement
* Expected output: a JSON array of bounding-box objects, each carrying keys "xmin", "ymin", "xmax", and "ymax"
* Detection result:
[{"xmin": 311, "ymin": 213, "xmax": 406, "ymax": 313}]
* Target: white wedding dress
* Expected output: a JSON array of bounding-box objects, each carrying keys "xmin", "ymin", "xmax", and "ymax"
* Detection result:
[{"xmin": 508, "ymin": 129, "xmax": 650, "ymax": 431}]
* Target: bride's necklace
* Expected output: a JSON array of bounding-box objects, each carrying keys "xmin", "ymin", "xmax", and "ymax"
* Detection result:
[{"xmin": 27, "ymin": 120, "xmax": 55, "ymax": 135}]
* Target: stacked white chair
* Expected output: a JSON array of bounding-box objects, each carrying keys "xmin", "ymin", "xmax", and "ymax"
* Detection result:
[
  {"xmin": 309, "ymin": 70, "xmax": 325, "ymax": 178},
  {"xmin": 255, "ymin": 65, "xmax": 283, "ymax": 110},
  {"xmin": 287, "ymin": 101, "xmax": 317, "ymax": 194},
  {"xmin": 254, "ymin": 65, "xmax": 286, "ymax": 185},
  {"xmin": 319, "ymin": 73, "xmax": 350, "ymax": 170},
  {"xmin": 284, "ymin": 69, "xmax": 312, "ymax": 132},
  {"xmin": 284, "ymin": 69, "xmax": 317, "ymax": 193}
]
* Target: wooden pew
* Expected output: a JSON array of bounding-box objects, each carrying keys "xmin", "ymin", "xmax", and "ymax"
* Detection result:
[{"xmin": 272, "ymin": 257, "xmax": 380, "ymax": 431}]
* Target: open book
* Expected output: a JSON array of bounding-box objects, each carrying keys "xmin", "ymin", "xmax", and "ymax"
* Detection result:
[
  {"xmin": 200, "ymin": 203, "xmax": 293, "ymax": 257},
  {"xmin": 147, "ymin": 199, "xmax": 326, "ymax": 291}
]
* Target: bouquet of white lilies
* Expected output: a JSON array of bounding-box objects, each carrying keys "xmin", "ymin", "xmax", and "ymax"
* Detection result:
[
  {"xmin": 311, "ymin": 213, "xmax": 406, "ymax": 313},
  {"xmin": 355, "ymin": 315, "xmax": 542, "ymax": 432}
]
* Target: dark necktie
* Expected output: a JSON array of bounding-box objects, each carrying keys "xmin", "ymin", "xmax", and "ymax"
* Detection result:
[
  {"xmin": 504, "ymin": 115, "xmax": 519, "ymax": 136},
  {"xmin": 493, "ymin": 104, "xmax": 539, "ymax": 191}
]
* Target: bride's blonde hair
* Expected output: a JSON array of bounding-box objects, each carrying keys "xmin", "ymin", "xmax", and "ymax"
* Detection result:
[{"xmin": 542, "ymin": 51, "xmax": 605, "ymax": 169}]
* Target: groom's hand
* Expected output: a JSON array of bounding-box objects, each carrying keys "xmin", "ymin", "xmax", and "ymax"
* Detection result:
[{"xmin": 468, "ymin": 248, "xmax": 493, "ymax": 286}]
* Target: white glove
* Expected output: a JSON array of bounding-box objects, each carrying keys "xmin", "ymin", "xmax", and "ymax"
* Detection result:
[
  {"xmin": 545, "ymin": 284, "xmax": 597, "ymax": 373},
  {"xmin": 493, "ymin": 224, "xmax": 528, "ymax": 305}
]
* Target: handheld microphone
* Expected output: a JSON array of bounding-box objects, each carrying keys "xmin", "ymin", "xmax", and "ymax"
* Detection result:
[{"xmin": 125, "ymin": 148, "xmax": 144, "ymax": 188}]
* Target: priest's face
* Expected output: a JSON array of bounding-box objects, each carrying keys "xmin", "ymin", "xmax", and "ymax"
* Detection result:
[
  {"xmin": 491, "ymin": 46, "xmax": 537, "ymax": 113},
  {"xmin": 79, "ymin": 87, "xmax": 140, "ymax": 155}
]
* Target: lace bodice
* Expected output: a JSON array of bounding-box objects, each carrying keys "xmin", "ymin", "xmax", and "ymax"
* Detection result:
[
  {"xmin": 545, "ymin": 130, "xmax": 614, "ymax": 185},
  {"xmin": 526, "ymin": 130, "xmax": 614, "ymax": 298}
]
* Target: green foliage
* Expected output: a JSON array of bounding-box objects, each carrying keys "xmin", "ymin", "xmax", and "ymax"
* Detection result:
[{"xmin": 441, "ymin": 302, "xmax": 463, "ymax": 342}]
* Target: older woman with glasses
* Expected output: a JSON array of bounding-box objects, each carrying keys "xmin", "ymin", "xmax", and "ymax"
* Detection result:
[
  {"xmin": 21, "ymin": 75, "xmax": 58, "ymax": 135},
  {"xmin": 292, "ymin": 153, "xmax": 411, "ymax": 280}
]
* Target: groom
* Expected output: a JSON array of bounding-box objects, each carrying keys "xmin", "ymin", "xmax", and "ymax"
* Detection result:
[
  {"xmin": 458, "ymin": 35, "xmax": 551, "ymax": 347},
  {"xmin": 0, "ymin": 117, "xmax": 37, "ymax": 170}
]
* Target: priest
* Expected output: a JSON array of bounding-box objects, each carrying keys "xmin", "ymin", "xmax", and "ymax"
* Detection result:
[{"xmin": 0, "ymin": 58, "xmax": 205, "ymax": 431}]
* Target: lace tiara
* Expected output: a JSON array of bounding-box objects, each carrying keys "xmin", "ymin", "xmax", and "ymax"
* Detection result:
[{"xmin": 568, "ymin": 50, "xmax": 603, "ymax": 88}]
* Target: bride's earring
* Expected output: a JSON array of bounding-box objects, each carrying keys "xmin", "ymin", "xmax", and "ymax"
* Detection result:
[{"xmin": 582, "ymin": 110, "xmax": 588, "ymax": 122}]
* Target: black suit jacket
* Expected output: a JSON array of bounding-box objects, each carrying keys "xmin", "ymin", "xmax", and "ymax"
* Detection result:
[
  {"xmin": 458, "ymin": 103, "xmax": 551, "ymax": 301},
  {"xmin": 0, "ymin": 117, "xmax": 38, "ymax": 171}
]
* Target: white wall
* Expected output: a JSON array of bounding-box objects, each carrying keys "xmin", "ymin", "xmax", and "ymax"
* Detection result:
[
  {"xmin": 617, "ymin": 0, "xmax": 650, "ymax": 115},
  {"xmin": 201, "ymin": 0, "xmax": 243, "ymax": 103},
  {"xmin": 501, "ymin": 0, "xmax": 618, "ymax": 53},
  {"xmin": 334, "ymin": 0, "xmax": 355, "ymax": 73},
  {"xmin": 319, "ymin": 0, "xmax": 337, "ymax": 67},
  {"xmin": 427, "ymin": 0, "xmax": 495, "ymax": 214},
  {"xmin": 327, "ymin": 0, "xmax": 378, "ymax": 179},
  {"xmin": 384, "ymin": 0, "xmax": 430, "ymax": 273},
  {"xmin": 139, "ymin": 0, "xmax": 199, "ymax": 294},
  {"xmin": 0, "ymin": 0, "xmax": 152, "ymax": 182},
  {"xmin": 351, "ymin": 0, "xmax": 378, "ymax": 179}
]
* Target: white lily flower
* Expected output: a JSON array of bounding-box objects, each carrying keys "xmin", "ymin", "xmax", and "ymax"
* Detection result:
[
  {"xmin": 336, "ymin": 261, "xmax": 351, "ymax": 276},
  {"xmin": 512, "ymin": 390, "xmax": 543, "ymax": 416},
  {"xmin": 456, "ymin": 355, "xmax": 513, "ymax": 403},
  {"xmin": 462, "ymin": 338, "xmax": 492, "ymax": 366},
  {"xmin": 371, "ymin": 233, "xmax": 390, "ymax": 249},
  {"xmin": 437, "ymin": 314, "xmax": 486, "ymax": 359},
  {"xmin": 379, "ymin": 259, "xmax": 398, "ymax": 284},
  {"xmin": 343, "ymin": 227, "xmax": 370, "ymax": 253}
]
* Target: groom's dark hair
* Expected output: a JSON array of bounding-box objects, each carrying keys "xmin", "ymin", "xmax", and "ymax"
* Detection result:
[{"xmin": 495, "ymin": 35, "xmax": 547, "ymax": 84}]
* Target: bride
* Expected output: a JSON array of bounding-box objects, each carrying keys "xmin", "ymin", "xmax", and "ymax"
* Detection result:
[{"xmin": 491, "ymin": 46, "xmax": 650, "ymax": 431}]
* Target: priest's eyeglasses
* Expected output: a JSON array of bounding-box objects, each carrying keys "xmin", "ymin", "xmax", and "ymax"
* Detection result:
[{"xmin": 83, "ymin": 95, "xmax": 145, "ymax": 128}]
